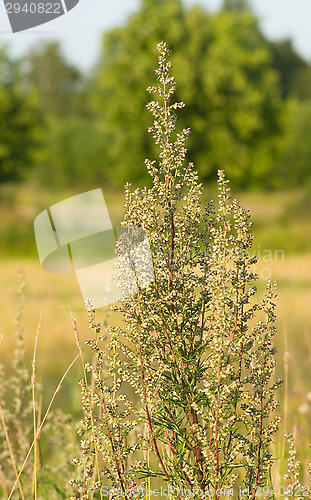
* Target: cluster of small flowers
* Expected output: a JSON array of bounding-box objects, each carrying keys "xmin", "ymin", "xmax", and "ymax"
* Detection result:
[{"xmin": 283, "ymin": 433, "xmax": 305, "ymax": 499}]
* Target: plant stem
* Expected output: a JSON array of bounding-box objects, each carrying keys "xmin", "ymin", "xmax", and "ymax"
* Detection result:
[
  {"xmin": 0, "ymin": 402, "xmax": 26, "ymax": 500},
  {"xmin": 7, "ymin": 354, "xmax": 79, "ymax": 500},
  {"xmin": 31, "ymin": 316, "xmax": 41, "ymax": 500}
]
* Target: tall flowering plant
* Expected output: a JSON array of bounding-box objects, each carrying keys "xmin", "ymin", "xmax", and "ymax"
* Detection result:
[{"xmin": 71, "ymin": 42, "xmax": 281, "ymax": 500}]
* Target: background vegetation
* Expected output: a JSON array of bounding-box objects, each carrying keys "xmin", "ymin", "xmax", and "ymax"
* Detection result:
[{"xmin": 2, "ymin": 0, "xmax": 311, "ymax": 190}]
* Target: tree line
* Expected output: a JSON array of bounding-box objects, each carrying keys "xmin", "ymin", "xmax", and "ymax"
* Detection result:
[{"xmin": 1, "ymin": 0, "xmax": 310, "ymax": 190}]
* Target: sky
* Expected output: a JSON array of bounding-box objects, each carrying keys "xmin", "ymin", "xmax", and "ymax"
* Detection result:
[{"xmin": 0, "ymin": 0, "xmax": 311, "ymax": 70}]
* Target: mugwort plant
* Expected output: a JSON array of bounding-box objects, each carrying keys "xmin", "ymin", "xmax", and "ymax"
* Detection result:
[{"xmin": 71, "ymin": 42, "xmax": 283, "ymax": 500}]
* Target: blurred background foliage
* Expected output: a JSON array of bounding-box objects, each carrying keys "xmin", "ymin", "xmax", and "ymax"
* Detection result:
[
  {"xmin": 0, "ymin": 0, "xmax": 311, "ymax": 267},
  {"xmin": 1, "ymin": 0, "xmax": 311, "ymax": 191}
]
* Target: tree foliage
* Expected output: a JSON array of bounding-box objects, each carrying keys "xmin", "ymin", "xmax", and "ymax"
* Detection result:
[
  {"xmin": 25, "ymin": 41, "xmax": 84, "ymax": 117},
  {"xmin": 2, "ymin": 2, "xmax": 311, "ymax": 190},
  {"xmin": 0, "ymin": 46, "xmax": 39, "ymax": 182},
  {"xmin": 269, "ymin": 39, "xmax": 309, "ymax": 99},
  {"xmin": 24, "ymin": 41, "xmax": 99, "ymax": 187},
  {"xmin": 92, "ymin": 0, "xmax": 285, "ymax": 188},
  {"xmin": 35, "ymin": 116, "xmax": 108, "ymax": 189}
]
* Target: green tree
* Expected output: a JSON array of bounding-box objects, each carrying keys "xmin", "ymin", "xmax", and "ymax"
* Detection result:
[
  {"xmin": 26, "ymin": 41, "xmax": 102, "ymax": 188},
  {"xmin": 275, "ymin": 100, "xmax": 311, "ymax": 187},
  {"xmin": 25, "ymin": 41, "xmax": 84, "ymax": 117},
  {"xmin": 92, "ymin": 0, "xmax": 284, "ymax": 189},
  {"xmin": 269, "ymin": 39, "xmax": 310, "ymax": 99},
  {"xmin": 35, "ymin": 117, "xmax": 108, "ymax": 189},
  {"xmin": 290, "ymin": 66, "xmax": 311, "ymax": 101},
  {"xmin": 0, "ymin": 46, "xmax": 39, "ymax": 182}
]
